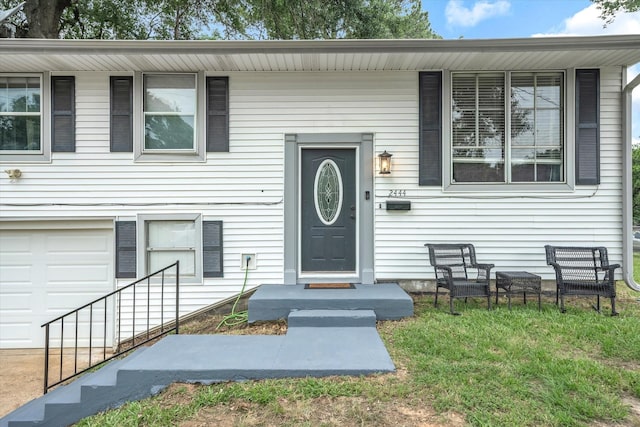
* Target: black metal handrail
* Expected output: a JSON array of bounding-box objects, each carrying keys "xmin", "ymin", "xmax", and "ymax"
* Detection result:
[{"xmin": 42, "ymin": 261, "xmax": 180, "ymax": 394}]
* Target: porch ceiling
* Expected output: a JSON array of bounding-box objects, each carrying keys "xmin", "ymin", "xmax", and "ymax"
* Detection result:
[{"xmin": 0, "ymin": 35, "xmax": 639, "ymax": 73}]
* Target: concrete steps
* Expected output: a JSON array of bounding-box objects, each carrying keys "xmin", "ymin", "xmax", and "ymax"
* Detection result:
[
  {"xmin": 288, "ymin": 309, "xmax": 377, "ymax": 327},
  {"xmin": 1, "ymin": 283, "xmax": 414, "ymax": 427},
  {"xmin": 1, "ymin": 348, "xmax": 151, "ymax": 427}
]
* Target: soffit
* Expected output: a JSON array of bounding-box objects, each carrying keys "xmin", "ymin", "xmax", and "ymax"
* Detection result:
[{"xmin": 0, "ymin": 36, "xmax": 638, "ymax": 73}]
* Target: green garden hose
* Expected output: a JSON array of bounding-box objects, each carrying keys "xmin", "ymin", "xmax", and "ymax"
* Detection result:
[{"xmin": 216, "ymin": 258, "xmax": 250, "ymax": 329}]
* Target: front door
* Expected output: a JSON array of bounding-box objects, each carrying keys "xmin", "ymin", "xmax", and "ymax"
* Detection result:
[{"xmin": 300, "ymin": 148, "xmax": 356, "ymax": 273}]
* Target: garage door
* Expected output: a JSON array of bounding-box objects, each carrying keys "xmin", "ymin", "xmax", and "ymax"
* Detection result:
[{"xmin": 0, "ymin": 227, "xmax": 113, "ymax": 348}]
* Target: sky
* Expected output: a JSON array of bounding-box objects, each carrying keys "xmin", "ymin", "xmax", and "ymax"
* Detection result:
[{"xmin": 421, "ymin": 0, "xmax": 640, "ymax": 144}]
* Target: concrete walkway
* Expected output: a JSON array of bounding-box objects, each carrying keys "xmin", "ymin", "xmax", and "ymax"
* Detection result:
[
  {"xmin": 0, "ymin": 309, "xmax": 400, "ymax": 427},
  {"xmin": 1, "ymin": 283, "xmax": 414, "ymax": 426},
  {"xmin": 116, "ymin": 324, "xmax": 394, "ymax": 384}
]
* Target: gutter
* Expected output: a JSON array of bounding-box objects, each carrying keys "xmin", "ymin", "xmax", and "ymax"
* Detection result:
[
  {"xmin": 0, "ymin": 34, "xmax": 639, "ymax": 56},
  {"xmin": 622, "ymin": 69, "xmax": 640, "ymax": 291}
]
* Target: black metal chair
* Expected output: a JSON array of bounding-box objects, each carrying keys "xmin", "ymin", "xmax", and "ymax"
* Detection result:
[
  {"xmin": 425, "ymin": 243, "xmax": 494, "ymax": 315},
  {"xmin": 544, "ymin": 245, "xmax": 619, "ymax": 316}
]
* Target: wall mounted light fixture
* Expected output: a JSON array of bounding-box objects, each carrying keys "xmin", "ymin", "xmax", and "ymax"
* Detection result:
[
  {"xmin": 4, "ymin": 169, "xmax": 22, "ymax": 179},
  {"xmin": 378, "ymin": 150, "xmax": 392, "ymax": 175}
]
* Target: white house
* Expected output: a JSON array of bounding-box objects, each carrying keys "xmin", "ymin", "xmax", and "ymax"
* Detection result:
[{"xmin": 1, "ymin": 36, "xmax": 639, "ymax": 348}]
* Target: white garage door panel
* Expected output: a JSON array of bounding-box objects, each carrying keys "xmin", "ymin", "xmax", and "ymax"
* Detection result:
[
  {"xmin": 0, "ymin": 292, "xmax": 32, "ymax": 311},
  {"xmin": 0, "ymin": 265, "xmax": 33, "ymax": 283},
  {"xmin": 46, "ymin": 291, "xmax": 111, "ymax": 311},
  {"xmin": 0, "ymin": 322, "xmax": 31, "ymax": 344},
  {"xmin": 47, "ymin": 265, "xmax": 110, "ymax": 284},
  {"xmin": 1, "ymin": 234, "xmax": 32, "ymax": 252},
  {"xmin": 46, "ymin": 233, "xmax": 110, "ymax": 253},
  {"xmin": 0, "ymin": 228, "xmax": 113, "ymax": 348}
]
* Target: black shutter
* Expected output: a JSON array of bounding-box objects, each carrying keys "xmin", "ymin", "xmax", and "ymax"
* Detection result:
[
  {"xmin": 51, "ymin": 76, "xmax": 75, "ymax": 152},
  {"xmin": 115, "ymin": 221, "xmax": 137, "ymax": 278},
  {"xmin": 206, "ymin": 77, "xmax": 229, "ymax": 152},
  {"xmin": 419, "ymin": 72, "xmax": 443, "ymax": 186},
  {"xmin": 575, "ymin": 69, "xmax": 600, "ymax": 185},
  {"xmin": 110, "ymin": 76, "xmax": 133, "ymax": 152},
  {"xmin": 203, "ymin": 221, "xmax": 223, "ymax": 277}
]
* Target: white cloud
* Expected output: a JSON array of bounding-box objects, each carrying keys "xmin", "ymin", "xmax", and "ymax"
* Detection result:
[
  {"xmin": 445, "ymin": 0, "xmax": 511, "ymax": 27},
  {"xmin": 532, "ymin": 4, "xmax": 640, "ymax": 146},
  {"xmin": 533, "ymin": 3, "xmax": 640, "ymax": 37}
]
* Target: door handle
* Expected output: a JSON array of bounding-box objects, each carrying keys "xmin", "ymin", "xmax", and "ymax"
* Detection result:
[{"xmin": 350, "ymin": 205, "xmax": 356, "ymax": 219}]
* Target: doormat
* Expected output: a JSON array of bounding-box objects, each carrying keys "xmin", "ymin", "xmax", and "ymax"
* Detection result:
[{"xmin": 304, "ymin": 283, "xmax": 355, "ymax": 289}]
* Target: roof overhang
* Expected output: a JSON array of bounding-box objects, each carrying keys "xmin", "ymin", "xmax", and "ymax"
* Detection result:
[{"xmin": 0, "ymin": 35, "xmax": 639, "ymax": 73}]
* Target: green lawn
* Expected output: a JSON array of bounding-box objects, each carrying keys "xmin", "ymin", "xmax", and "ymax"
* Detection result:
[{"xmin": 78, "ymin": 285, "xmax": 640, "ymax": 427}]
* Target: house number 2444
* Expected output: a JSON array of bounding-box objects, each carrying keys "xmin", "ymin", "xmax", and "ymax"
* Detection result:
[{"xmin": 388, "ymin": 190, "xmax": 407, "ymax": 197}]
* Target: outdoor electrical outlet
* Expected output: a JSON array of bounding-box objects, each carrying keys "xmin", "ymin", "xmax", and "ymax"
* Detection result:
[{"xmin": 241, "ymin": 254, "xmax": 256, "ymax": 270}]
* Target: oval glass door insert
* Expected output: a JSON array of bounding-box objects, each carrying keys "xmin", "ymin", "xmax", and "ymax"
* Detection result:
[{"xmin": 314, "ymin": 159, "xmax": 343, "ymax": 226}]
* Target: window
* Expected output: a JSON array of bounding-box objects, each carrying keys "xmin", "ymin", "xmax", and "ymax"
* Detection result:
[
  {"xmin": 143, "ymin": 74, "xmax": 196, "ymax": 152},
  {"xmin": 146, "ymin": 220, "xmax": 197, "ymax": 276},
  {"xmin": 510, "ymin": 73, "xmax": 563, "ymax": 182},
  {"xmin": 131, "ymin": 73, "xmax": 228, "ymax": 161},
  {"xmin": 451, "ymin": 71, "xmax": 564, "ymax": 184},
  {"xmin": 0, "ymin": 75, "xmax": 41, "ymax": 152},
  {"xmin": 120, "ymin": 215, "xmax": 223, "ymax": 281}
]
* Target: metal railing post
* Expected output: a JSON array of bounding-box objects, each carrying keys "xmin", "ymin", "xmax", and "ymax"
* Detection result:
[
  {"xmin": 59, "ymin": 318, "xmax": 64, "ymax": 384},
  {"xmin": 43, "ymin": 325, "xmax": 50, "ymax": 394},
  {"xmin": 160, "ymin": 270, "xmax": 165, "ymax": 333},
  {"xmin": 88, "ymin": 304, "xmax": 93, "ymax": 368},
  {"xmin": 175, "ymin": 261, "xmax": 180, "ymax": 335}
]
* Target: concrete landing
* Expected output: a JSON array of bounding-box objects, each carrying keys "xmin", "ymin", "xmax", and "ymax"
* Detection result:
[{"xmin": 248, "ymin": 283, "xmax": 414, "ymax": 322}]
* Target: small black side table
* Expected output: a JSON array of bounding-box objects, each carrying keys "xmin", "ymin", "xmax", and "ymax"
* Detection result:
[{"xmin": 495, "ymin": 271, "xmax": 542, "ymax": 311}]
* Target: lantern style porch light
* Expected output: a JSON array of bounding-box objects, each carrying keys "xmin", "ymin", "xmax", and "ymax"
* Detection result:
[{"xmin": 378, "ymin": 150, "xmax": 392, "ymax": 174}]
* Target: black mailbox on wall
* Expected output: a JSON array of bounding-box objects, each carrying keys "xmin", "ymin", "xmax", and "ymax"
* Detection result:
[{"xmin": 386, "ymin": 200, "xmax": 411, "ymax": 211}]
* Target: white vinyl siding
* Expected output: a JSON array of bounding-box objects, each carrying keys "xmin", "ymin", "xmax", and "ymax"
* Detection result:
[
  {"xmin": 376, "ymin": 67, "xmax": 623, "ymax": 280},
  {"xmin": 0, "ymin": 67, "xmax": 625, "ymax": 325}
]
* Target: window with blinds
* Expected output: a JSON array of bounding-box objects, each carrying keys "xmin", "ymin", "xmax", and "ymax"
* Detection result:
[
  {"xmin": 511, "ymin": 73, "xmax": 564, "ymax": 182},
  {"xmin": 452, "ymin": 73, "xmax": 505, "ymax": 183},
  {"xmin": 451, "ymin": 71, "xmax": 564, "ymax": 184}
]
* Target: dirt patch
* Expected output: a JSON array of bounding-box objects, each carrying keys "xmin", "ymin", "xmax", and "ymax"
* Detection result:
[
  {"xmin": 0, "ymin": 350, "xmax": 43, "ymax": 418},
  {"xmin": 622, "ymin": 396, "xmax": 640, "ymax": 426},
  {"xmin": 176, "ymin": 392, "xmax": 465, "ymax": 427},
  {"xmin": 0, "ymin": 348, "xmax": 114, "ymax": 418},
  {"xmin": 179, "ymin": 309, "xmax": 287, "ymax": 336},
  {"xmin": 590, "ymin": 401, "xmax": 640, "ymax": 427}
]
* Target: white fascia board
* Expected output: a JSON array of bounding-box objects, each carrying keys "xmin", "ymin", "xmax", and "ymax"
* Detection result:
[{"xmin": 0, "ymin": 35, "xmax": 639, "ymax": 61}]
